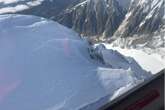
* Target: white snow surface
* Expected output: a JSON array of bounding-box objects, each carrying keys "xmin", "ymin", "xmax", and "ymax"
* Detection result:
[
  {"xmin": 0, "ymin": 0, "xmax": 44, "ymax": 14},
  {"xmin": 0, "ymin": 14, "xmax": 150, "ymax": 110},
  {"xmin": 103, "ymin": 44, "xmax": 165, "ymax": 74}
]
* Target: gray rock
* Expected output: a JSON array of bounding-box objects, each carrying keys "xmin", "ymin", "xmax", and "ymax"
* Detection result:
[{"xmin": 58, "ymin": 0, "xmax": 126, "ymax": 37}]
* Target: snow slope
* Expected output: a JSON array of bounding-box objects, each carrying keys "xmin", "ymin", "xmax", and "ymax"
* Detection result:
[
  {"xmin": 0, "ymin": 0, "xmax": 45, "ymax": 14},
  {"xmin": 103, "ymin": 44, "xmax": 165, "ymax": 74},
  {"xmin": 0, "ymin": 14, "xmax": 150, "ymax": 110}
]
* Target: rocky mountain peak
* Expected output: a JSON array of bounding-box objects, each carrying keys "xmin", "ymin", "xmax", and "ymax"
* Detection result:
[
  {"xmin": 57, "ymin": 0, "xmax": 125, "ymax": 38},
  {"xmin": 114, "ymin": 0, "xmax": 164, "ymax": 38}
]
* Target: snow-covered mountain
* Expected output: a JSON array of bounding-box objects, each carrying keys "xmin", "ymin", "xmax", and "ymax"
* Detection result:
[
  {"xmin": 114, "ymin": 0, "xmax": 165, "ymax": 38},
  {"xmin": 57, "ymin": 0, "xmax": 126, "ymax": 37},
  {"xmin": 57, "ymin": 0, "xmax": 164, "ymax": 43},
  {"xmin": 0, "ymin": 0, "xmax": 79, "ymax": 19},
  {"xmin": 1, "ymin": 0, "xmax": 164, "ymax": 42},
  {"xmin": 0, "ymin": 14, "xmax": 151, "ymax": 110},
  {"xmin": 0, "ymin": 0, "xmax": 45, "ymax": 14},
  {"xmin": 109, "ymin": 0, "xmax": 165, "ymax": 52}
]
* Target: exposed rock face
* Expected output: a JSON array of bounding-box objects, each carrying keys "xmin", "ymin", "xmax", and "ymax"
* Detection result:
[
  {"xmin": 58, "ymin": 0, "xmax": 164, "ymax": 40},
  {"xmin": 1, "ymin": 0, "xmax": 164, "ymax": 40},
  {"xmin": 114, "ymin": 0, "xmax": 165, "ymax": 38},
  {"xmin": 57, "ymin": 0, "xmax": 126, "ymax": 37}
]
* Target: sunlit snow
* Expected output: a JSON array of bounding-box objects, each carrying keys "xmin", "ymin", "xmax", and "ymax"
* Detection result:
[{"xmin": 0, "ymin": 14, "xmax": 152, "ymax": 110}]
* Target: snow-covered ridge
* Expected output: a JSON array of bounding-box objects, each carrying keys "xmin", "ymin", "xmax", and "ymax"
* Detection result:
[
  {"xmin": 0, "ymin": 14, "xmax": 151, "ymax": 110},
  {"xmin": 0, "ymin": 0, "xmax": 44, "ymax": 5},
  {"xmin": 0, "ymin": 0, "xmax": 44, "ymax": 14},
  {"xmin": 114, "ymin": 0, "xmax": 164, "ymax": 39},
  {"xmin": 58, "ymin": 0, "xmax": 164, "ymax": 40},
  {"xmin": 103, "ymin": 43, "xmax": 165, "ymax": 74},
  {"xmin": 73, "ymin": 0, "xmax": 131, "ymax": 10}
]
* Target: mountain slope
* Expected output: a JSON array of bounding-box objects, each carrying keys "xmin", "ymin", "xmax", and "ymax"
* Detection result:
[
  {"xmin": 0, "ymin": 14, "xmax": 150, "ymax": 110},
  {"xmin": 57, "ymin": 0, "xmax": 126, "ymax": 37},
  {"xmin": 0, "ymin": 0, "xmax": 79, "ymax": 19},
  {"xmin": 114, "ymin": 0, "xmax": 165, "ymax": 38},
  {"xmin": 57, "ymin": 0, "xmax": 164, "ymax": 44},
  {"xmin": 1, "ymin": 0, "xmax": 163, "ymax": 42}
]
